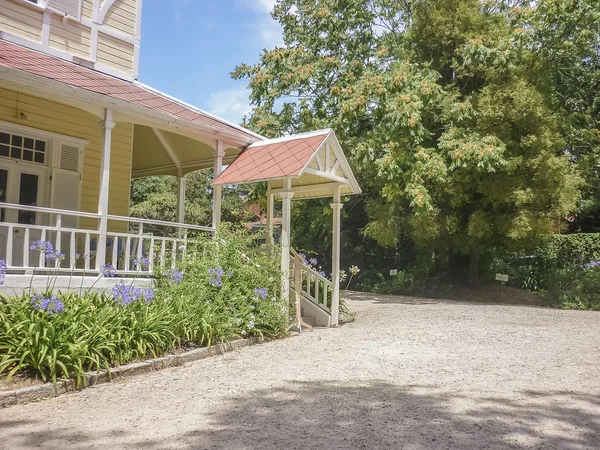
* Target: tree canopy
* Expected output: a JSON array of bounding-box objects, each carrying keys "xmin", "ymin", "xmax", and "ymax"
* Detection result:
[{"xmin": 232, "ymin": 0, "xmax": 597, "ymax": 284}]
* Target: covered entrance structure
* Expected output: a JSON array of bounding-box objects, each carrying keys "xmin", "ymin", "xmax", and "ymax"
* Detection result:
[{"xmin": 214, "ymin": 129, "xmax": 361, "ymax": 326}]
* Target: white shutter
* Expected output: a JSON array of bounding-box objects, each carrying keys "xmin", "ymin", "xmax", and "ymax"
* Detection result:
[
  {"xmin": 46, "ymin": 0, "xmax": 82, "ymax": 19},
  {"xmin": 51, "ymin": 142, "xmax": 82, "ymax": 229}
]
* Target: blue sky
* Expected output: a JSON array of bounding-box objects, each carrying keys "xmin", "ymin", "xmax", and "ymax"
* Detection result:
[{"xmin": 138, "ymin": 0, "xmax": 282, "ymax": 126}]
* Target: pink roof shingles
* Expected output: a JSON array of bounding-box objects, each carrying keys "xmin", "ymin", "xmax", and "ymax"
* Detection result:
[
  {"xmin": 0, "ymin": 40, "xmax": 259, "ymax": 142},
  {"xmin": 214, "ymin": 132, "xmax": 330, "ymax": 185}
]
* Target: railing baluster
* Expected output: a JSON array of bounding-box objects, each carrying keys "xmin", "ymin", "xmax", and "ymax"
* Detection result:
[
  {"xmin": 84, "ymin": 233, "xmax": 91, "ymax": 270},
  {"xmin": 23, "ymin": 227, "xmax": 29, "ymax": 268},
  {"xmin": 125, "ymin": 236, "xmax": 131, "ymax": 272},
  {"xmin": 111, "ymin": 235, "xmax": 118, "ymax": 270},
  {"xmin": 149, "ymin": 238, "xmax": 155, "ymax": 271},
  {"xmin": 70, "ymin": 232, "xmax": 76, "ymax": 269},
  {"xmin": 55, "ymin": 214, "xmax": 62, "ymax": 263},
  {"xmin": 136, "ymin": 223, "xmax": 143, "ymax": 265},
  {"xmin": 160, "ymin": 240, "xmax": 166, "ymax": 268},
  {"xmin": 39, "ymin": 229, "xmax": 46, "ymax": 268},
  {"xmin": 6, "ymin": 225, "xmax": 13, "ymax": 267},
  {"xmin": 315, "ymin": 277, "xmax": 320, "ymax": 306},
  {"xmin": 171, "ymin": 239, "xmax": 176, "ymax": 268}
]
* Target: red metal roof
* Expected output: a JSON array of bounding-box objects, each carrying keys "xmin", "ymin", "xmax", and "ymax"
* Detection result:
[
  {"xmin": 0, "ymin": 40, "xmax": 260, "ymax": 142},
  {"xmin": 214, "ymin": 130, "xmax": 331, "ymax": 185}
]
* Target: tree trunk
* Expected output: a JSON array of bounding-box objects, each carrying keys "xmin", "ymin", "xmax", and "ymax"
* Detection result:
[{"xmin": 469, "ymin": 248, "xmax": 480, "ymax": 287}]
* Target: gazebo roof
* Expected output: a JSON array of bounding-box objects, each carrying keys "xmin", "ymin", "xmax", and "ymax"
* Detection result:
[{"xmin": 214, "ymin": 129, "xmax": 361, "ymax": 199}]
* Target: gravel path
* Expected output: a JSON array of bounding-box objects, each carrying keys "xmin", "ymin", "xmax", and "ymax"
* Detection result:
[{"xmin": 2, "ymin": 292, "xmax": 600, "ymax": 449}]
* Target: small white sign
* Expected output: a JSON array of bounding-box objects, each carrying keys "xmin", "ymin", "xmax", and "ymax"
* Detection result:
[
  {"xmin": 390, "ymin": 269, "xmax": 398, "ymax": 276},
  {"xmin": 495, "ymin": 273, "xmax": 509, "ymax": 282}
]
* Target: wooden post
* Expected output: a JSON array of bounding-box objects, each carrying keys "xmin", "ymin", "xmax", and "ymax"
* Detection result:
[
  {"xmin": 330, "ymin": 185, "xmax": 342, "ymax": 326},
  {"xmin": 280, "ymin": 178, "xmax": 293, "ymax": 304},
  {"xmin": 177, "ymin": 172, "xmax": 186, "ymax": 239},
  {"xmin": 212, "ymin": 141, "xmax": 225, "ymax": 234},
  {"xmin": 97, "ymin": 108, "xmax": 115, "ymax": 270},
  {"xmin": 266, "ymin": 186, "xmax": 274, "ymax": 250}
]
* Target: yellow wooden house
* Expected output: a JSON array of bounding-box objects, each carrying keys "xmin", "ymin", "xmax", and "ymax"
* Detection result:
[{"xmin": 0, "ymin": 0, "xmax": 360, "ymax": 326}]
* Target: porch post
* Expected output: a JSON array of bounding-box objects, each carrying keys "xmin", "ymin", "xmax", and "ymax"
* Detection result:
[
  {"xmin": 266, "ymin": 186, "xmax": 274, "ymax": 249},
  {"xmin": 280, "ymin": 178, "xmax": 293, "ymax": 303},
  {"xmin": 177, "ymin": 172, "xmax": 186, "ymax": 224},
  {"xmin": 212, "ymin": 140, "xmax": 225, "ymax": 233},
  {"xmin": 330, "ymin": 185, "xmax": 343, "ymax": 326},
  {"xmin": 96, "ymin": 109, "xmax": 115, "ymax": 270}
]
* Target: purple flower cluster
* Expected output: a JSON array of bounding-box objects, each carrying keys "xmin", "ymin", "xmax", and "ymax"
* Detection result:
[
  {"xmin": 31, "ymin": 294, "xmax": 65, "ymax": 315},
  {"xmin": 584, "ymin": 260, "xmax": 600, "ymax": 270},
  {"xmin": 111, "ymin": 281, "xmax": 155, "ymax": 306},
  {"xmin": 165, "ymin": 268, "xmax": 183, "ymax": 284},
  {"xmin": 208, "ymin": 267, "xmax": 225, "ymax": 287},
  {"xmin": 0, "ymin": 259, "xmax": 6, "ymax": 286},
  {"xmin": 30, "ymin": 240, "xmax": 64, "ymax": 261},
  {"xmin": 101, "ymin": 263, "xmax": 117, "ymax": 277},
  {"xmin": 309, "ymin": 257, "xmax": 318, "ymax": 267},
  {"xmin": 134, "ymin": 256, "xmax": 150, "ymax": 270},
  {"xmin": 253, "ymin": 287, "xmax": 269, "ymax": 300}
]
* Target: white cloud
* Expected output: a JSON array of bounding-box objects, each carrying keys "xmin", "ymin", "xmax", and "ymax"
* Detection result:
[
  {"xmin": 236, "ymin": 0, "xmax": 283, "ymax": 48},
  {"xmin": 205, "ymin": 87, "xmax": 253, "ymax": 126}
]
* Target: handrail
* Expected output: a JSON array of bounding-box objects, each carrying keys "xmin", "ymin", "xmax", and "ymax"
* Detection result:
[
  {"xmin": 107, "ymin": 214, "xmax": 215, "ymax": 232},
  {"xmin": 0, "ymin": 201, "xmax": 101, "ymax": 220}
]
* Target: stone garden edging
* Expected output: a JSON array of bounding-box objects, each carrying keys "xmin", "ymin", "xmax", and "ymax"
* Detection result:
[{"xmin": 0, "ymin": 337, "xmax": 263, "ymax": 408}]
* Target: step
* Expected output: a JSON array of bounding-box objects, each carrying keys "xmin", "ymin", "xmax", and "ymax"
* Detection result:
[{"xmin": 302, "ymin": 316, "xmax": 317, "ymax": 327}]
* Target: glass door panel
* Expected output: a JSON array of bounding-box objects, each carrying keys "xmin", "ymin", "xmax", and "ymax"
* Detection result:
[
  {"xmin": 0, "ymin": 169, "xmax": 7, "ymax": 222},
  {"xmin": 18, "ymin": 172, "xmax": 38, "ymax": 224}
]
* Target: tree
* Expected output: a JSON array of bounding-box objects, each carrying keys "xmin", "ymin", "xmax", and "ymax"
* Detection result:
[
  {"xmin": 234, "ymin": 0, "xmax": 585, "ymax": 285},
  {"xmin": 130, "ymin": 170, "xmax": 253, "ymax": 231}
]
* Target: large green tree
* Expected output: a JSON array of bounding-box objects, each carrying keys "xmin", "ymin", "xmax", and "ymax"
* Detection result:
[{"xmin": 234, "ymin": 0, "xmax": 587, "ymax": 284}]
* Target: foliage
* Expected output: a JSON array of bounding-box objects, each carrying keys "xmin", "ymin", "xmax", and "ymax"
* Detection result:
[
  {"xmin": 233, "ymin": 0, "xmax": 594, "ymax": 285},
  {"xmin": 491, "ymin": 233, "xmax": 600, "ymax": 308},
  {"xmin": 0, "ymin": 229, "xmax": 288, "ymax": 386},
  {"xmin": 130, "ymin": 170, "xmax": 253, "ymax": 230}
]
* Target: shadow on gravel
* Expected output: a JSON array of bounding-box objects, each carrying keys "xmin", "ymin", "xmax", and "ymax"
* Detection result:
[{"xmin": 3, "ymin": 383, "xmax": 600, "ymax": 449}]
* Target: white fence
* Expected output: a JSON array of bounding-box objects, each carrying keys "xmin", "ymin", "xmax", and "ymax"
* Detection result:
[{"xmin": 0, "ymin": 202, "xmax": 214, "ymax": 276}]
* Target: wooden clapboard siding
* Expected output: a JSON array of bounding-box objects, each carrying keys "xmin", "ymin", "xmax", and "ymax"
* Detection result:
[
  {"xmin": 0, "ymin": 0, "xmax": 140, "ymax": 78},
  {"xmin": 0, "ymin": 87, "xmax": 133, "ymax": 231},
  {"xmin": 97, "ymin": 31, "xmax": 134, "ymax": 73},
  {"xmin": 103, "ymin": 0, "xmax": 137, "ymax": 37},
  {"xmin": 49, "ymin": 15, "xmax": 91, "ymax": 60},
  {"xmin": 81, "ymin": 0, "xmax": 94, "ymax": 19},
  {"xmin": 0, "ymin": 0, "xmax": 44, "ymax": 42}
]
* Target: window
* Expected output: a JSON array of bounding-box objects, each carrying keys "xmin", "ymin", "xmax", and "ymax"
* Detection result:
[{"xmin": 0, "ymin": 132, "xmax": 47, "ymax": 165}]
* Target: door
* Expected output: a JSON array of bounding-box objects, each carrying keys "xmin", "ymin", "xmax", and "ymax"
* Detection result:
[{"xmin": 0, "ymin": 160, "xmax": 49, "ymax": 267}]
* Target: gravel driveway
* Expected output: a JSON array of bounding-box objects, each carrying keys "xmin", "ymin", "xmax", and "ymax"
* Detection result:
[{"xmin": 2, "ymin": 292, "xmax": 600, "ymax": 449}]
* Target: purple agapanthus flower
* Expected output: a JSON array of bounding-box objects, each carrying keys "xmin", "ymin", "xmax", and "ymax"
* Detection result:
[
  {"xmin": 165, "ymin": 268, "xmax": 183, "ymax": 284},
  {"xmin": 253, "ymin": 287, "xmax": 269, "ymax": 300},
  {"xmin": 31, "ymin": 294, "xmax": 64, "ymax": 315},
  {"xmin": 0, "ymin": 259, "xmax": 6, "ymax": 286},
  {"xmin": 30, "ymin": 240, "xmax": 57, "ymax": 260},
  {"xmin": 309, "ymin": 257, "xmax": 318, "ymax": 267},
  {"xmin": 111, "ymin": 282, "xmax": 154, "ymax": 305},
  {"xmin": 101, "ymin": 263, "xmax": 117, "ymax": 277},
  {"xmin": 208, "ymin": 267, "xmax": 225, "ymax": 287},
  {"xmin": 298, "ymin": 253, "xmax": 308, "ymax": 265},
  {"xmin": 583, "ymin": 260, "xmax": 600, "ymax": 270},
  {"xmin": 134, "ymin": 256, "xmax": 150, "ymax": 270}
]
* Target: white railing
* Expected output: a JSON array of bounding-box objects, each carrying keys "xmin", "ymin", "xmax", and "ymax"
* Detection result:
[
  {"xmin": 290, "ymin": 248, "xmax": 332, "ymax": 313},
  {"xmin": 0, "ymin": 202, "xmax": 215, "ymax": 276}
]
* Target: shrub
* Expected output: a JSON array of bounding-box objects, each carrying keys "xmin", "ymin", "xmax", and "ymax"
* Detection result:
[
  {"xmin": 495, "ymin": 233, "xmax": 600, "ymax": 308},
  {"xmin": 0, "ymin": 227, "xmax": 289, "ymax": 386}
]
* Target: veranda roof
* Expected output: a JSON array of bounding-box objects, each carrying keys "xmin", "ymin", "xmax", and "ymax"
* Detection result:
[
  {"xmin": 214, "ymin": 129, "xmax": 361, "ymax": 199},
  {"xmin": 0, "ymin": 40, "xmax": 264, "ymax": 177}
]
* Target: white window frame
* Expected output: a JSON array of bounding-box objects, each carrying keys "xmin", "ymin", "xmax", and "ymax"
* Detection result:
[{"xmin": 0, "ymin": 121, "xmax": 87, "ymax": 171}]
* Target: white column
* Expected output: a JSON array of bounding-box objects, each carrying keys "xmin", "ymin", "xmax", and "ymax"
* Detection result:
[
  {"xmin": 177, "ymin": 172, "xmax": 186, "ymax": 224},
  {"xmin": 266, "ymin": 186, "xmax": 274, "ymax": 249},
  {"xmin": 280, "ymin": 178, "xmax": 293, "ymax": 303},
  {"xmin": 330, "ymin": 185, "xmax": 342, "ymax": 326},
  {"xmin": 212, "ymin": 141, "xmax": 225, "ymax": 232},
  {"xmin": 96, "ymin": 109, "xmax": 115, "ymax": 270}
]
